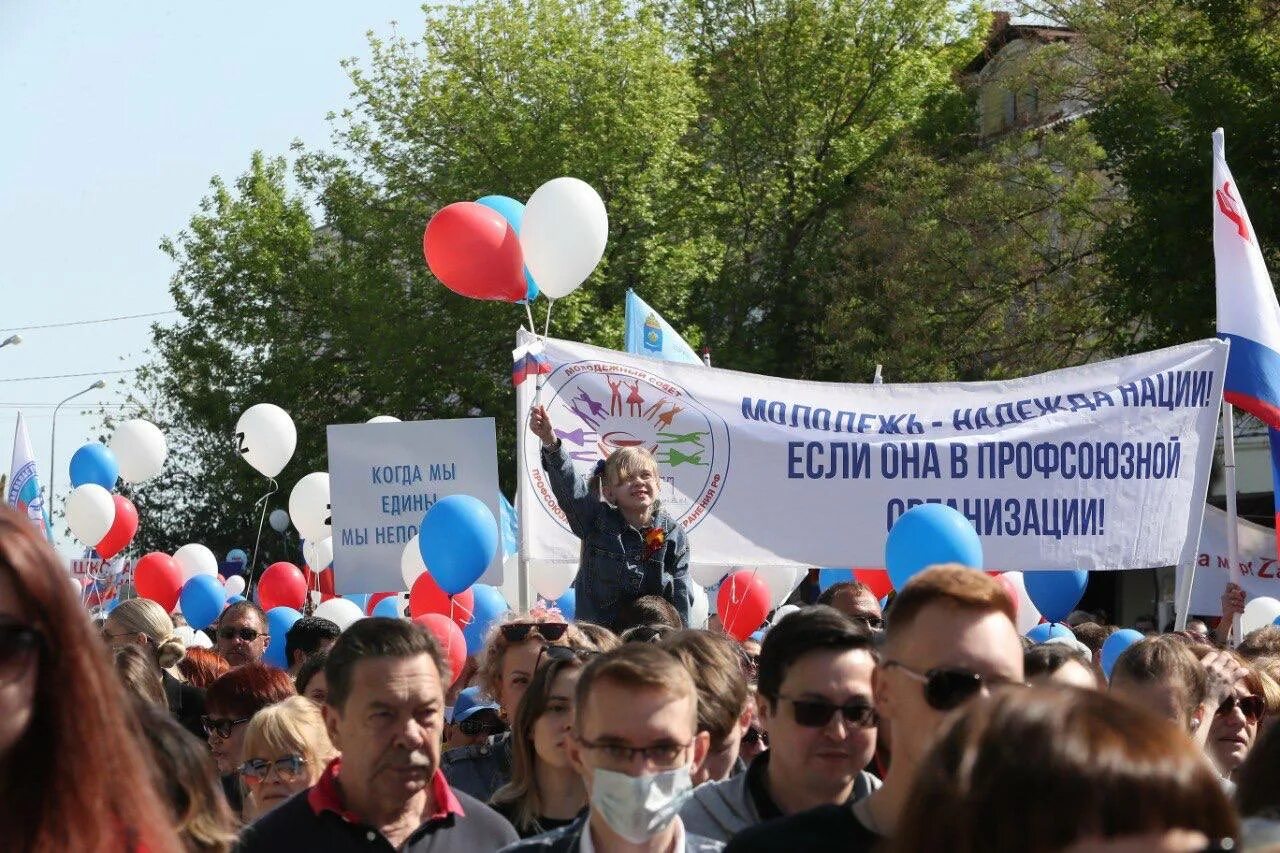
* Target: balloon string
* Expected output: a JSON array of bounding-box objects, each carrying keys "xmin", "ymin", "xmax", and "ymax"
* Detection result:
[
  {"xmin": 245, "ymin": 479, "xmax": 279, "ymax": 602},
  {"xmin": 543, "ymin": 299, "xmax": 554, "ymax": 341},
  {"xmin": 524, "ymin": 302, "xmax": 536, "ymax": 335}
]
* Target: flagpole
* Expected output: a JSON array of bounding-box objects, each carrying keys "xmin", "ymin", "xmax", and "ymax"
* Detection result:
[{"xmin": 1222, "ymin": 402, "xmax": 1243, "ymax": 644}]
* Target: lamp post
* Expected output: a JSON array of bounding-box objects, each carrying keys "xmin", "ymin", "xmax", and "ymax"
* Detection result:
[
  {"xmin": 49, "ymin": 379, "xmax": 106, "ymax": 522},
  {"xmin": 0, "ymin": 334, "xmax": 21, "ymax": 349}
]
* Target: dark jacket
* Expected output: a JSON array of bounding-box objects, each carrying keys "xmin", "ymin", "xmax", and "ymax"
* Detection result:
[
  {"xmin": 162, "ymin": 670, "xmax": 207, "ymax": 742},
  {"xmin": 441, "ymin": 731, "xmax": 514, "ymax": 803},
  {"xmin": 499, "ymin": 814, "xmax": 724, "ymax": 853},
  {"xmin": 541, "ymin": 442, "xmax": 690, "ymax": 629}
]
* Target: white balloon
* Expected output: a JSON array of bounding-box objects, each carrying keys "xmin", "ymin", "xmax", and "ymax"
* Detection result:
[
  {"xmin": 289, "ymin": 472, "xmax": 332, "ymax": 542},
  {"xmin": 690, "ymin": 563, "xmax": 729, "ymax": 588},
  {"xmin": 1242, "ymin": 596, "xmax": 1280, "ymax": 634},
  {"xmin": 235, "ymin": 404, "xmax": 297, "ymax": 478},
  {"xmin": 66, "ymin": 484, "xmax": 115, "ymax": 545},
  {"xmin": 771, "ymin": 603, "xmax": 800, "ymax": 626},
  {"xmin": 753, "ymin": 566, "xmax": 800, "ymax": 609},
  {"xmin": 401, "ymin": 535, "xmax": 428, "ymax": 589},
  {"xmin": 174, "ymin": 543, "xmax": 218, "ymax": 583},
  {"xmin": 1000, "ymin": 571, "xmax": 1044, "ymax": 635},
  {"xmin": 110, "ymin": 419, "xmax": 168, "ymax": 483},
  {"xmin": 687, "ymin": 581, "xmax": 709, "ymax": 629},
  {"xmin": 314, "ymin": 597, "xmax": 365, "ymax": 631},
  {"xmin": 304, "ymin": 537, "xmax": 334, "ymax": 573},
  {"xmin": 520, "ymin": 177, "xmax": 609, "ymax": 298},
  {"xmin": 224, "ymin": 575, "xmax": 246, "ymax": 596},
  {"xmin": 192, "ymin": 630, "xmax": 213, "ymax": 649},
  {"xmin": 530, "ymin": 560, "xmax": 577, "ymax": 601},
  {"xmin": 269, "ymin": 509, "xmax": 291, "ymax": 533},
  {"xmin": 367, "ymin": 415, "xmax": 401, "ymax": 424}
]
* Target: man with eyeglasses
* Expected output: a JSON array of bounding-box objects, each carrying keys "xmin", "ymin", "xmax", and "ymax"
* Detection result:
[
  {"xmin": 215, "ymin": 601, "xmax": 271, "ymax": 668},
  {"xmin": 681, "ymin": 607, "xmax": 880, "ymax": 843},
  {"xmin": 725, "ymin": 565, "xmax": 1024, "ymax": 851},
  {"xmin": 815, "ymin": 581, "xmax": 883, "ymax": 633},
  {"xmin": 500, "ymin": 643, "xmax": 723, "ymax": 852}
]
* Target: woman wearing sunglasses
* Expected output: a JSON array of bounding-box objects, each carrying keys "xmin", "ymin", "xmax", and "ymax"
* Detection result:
[
  {"xmin": 490, "ymin": 648, "xmax": 592, "ymax": 837},
  {"xmin": 1201, "ymin": 649, "xmax": 1267, "ymax": 783},
  {"xmin": 237, "ymin": 696, "xmax": 337, "ymax": 821},
  {"xmin": 0, "ymin": 505, "xmax": 182, "ymax": 851},
  {"xmin": 203, "ymin": 661, "xmax": 296, "ymax": 818}
]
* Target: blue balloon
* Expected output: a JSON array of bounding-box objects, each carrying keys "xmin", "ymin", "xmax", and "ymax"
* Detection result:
[
  {"xmin": 227, "ymin": 594, "xmax": 246, "ymax": 605},
  {"xmin": 419, "ymin": 495, "xmax": 499, "ymax": 595},
  {"xmin": 818, "ymin": 568, "xmax": 853, "ymax": 591},
  {"xmin": 226, "ymin": 548, "xmax": 249, "ymax": 566},
  {"xmin": 1022, "ymin": 570, "xmax": 1089, "ymax": 624},
  {"xmin": 345, "ymin": 593, "xmax": 371, "ymax": 614},
  {"xmin": 475, "ymin": 194, "xmax": 540, "ymax": 302},
  {"xmin": 263, "ymin": 607, "xmax": 303, "ymax": 669},
  {"xmin": 69, "ymin": 443, "xmax": 119, "ymax": 490},
  {"xmin": 554, "ymin": 588, "xmax": 576, "ymax": 622},
  {"xmin": 1100, "ymin": 628, "xmax": 1145, "ymax": 681},
  {"xmin": 373, "ymin": 595, "xmax": 405, "ymax": 619},
  {"xmin": 1025, "ymin": 622, "xmax": 1074, "ymax": 644},
  {"xmin": 179, "ymin": 575, "xmax": 228, "ymax": 630},
  {"xmin": 884, "ymin": 503, "xmax": 983, "ymax": 591},
  {"xmin": 465, "ymin": 584, "xmax": 511, "ymax": 656}
]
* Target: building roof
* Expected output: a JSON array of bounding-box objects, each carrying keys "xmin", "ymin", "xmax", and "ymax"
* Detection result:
[{"xmin": 965, "ymin": 8, "xmax": 1077, "ymax": 74}]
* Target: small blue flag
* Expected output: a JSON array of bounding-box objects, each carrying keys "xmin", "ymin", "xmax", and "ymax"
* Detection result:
[{"xmin": 623, "ymin": 289, "xmax": 702, "ymax": 365}]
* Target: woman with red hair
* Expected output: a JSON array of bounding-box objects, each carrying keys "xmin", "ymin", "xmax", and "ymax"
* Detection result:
[
  {"xmin": 0, "ymin": 505, "xmax": 181, "ymax": 851},
  {"xmin": 203, "ymin": 661, "xmax": 295, "ymax": 819}
]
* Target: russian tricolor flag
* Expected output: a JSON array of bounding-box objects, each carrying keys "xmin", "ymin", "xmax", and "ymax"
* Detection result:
[
  {"xmin": 1212, "ymin": 128, "xmax": 1280, "ymax": 533},
  {"xmin": 512, "ymin": 341, "xmax": 551, "ymax": 387}
]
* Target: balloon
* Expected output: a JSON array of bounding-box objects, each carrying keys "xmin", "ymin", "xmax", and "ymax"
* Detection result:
[
  {"xmin": 224, "ymin": 575, "xmax": 246, "ymax": 596},
  {"xmin": 314, "ymin": 597, "xmax": 365, "ymax": 630},
  {"xmin": 367, "ymin": 415, "xmax": 401, "ymax": 424},
  {"xmin": 174, "ymin": 543, "xmax": 218, "ymax": 583},
  {"xmin": 225, "ymin": 548, "xmax": 249, "ymax": 570},
  {"xmin": 180, "ymin": 575, "xmax": 228, "ymax": 629},
  {"xmin": 687, "ymin": 581, "xmax": 709, "ymax": 629},
  {"xmin": 476, "ymin": 194, "xmax": 541, "ymax": 302},
  {"xmin": 109, "ymin": 419, "xmax": 167, "ymax": 483},
  {"xmin": 1025, "ymin": 622, "xmax": 1074, "ymax": 644},
  {"xmin": 401, "ymin": 535, "xmax": 428, "ymax": 589},
  {"xmin": 690, "ymin": 563, "xmax": 727, "ymax": 588},
  {"xmin": 464, "ymin": 584, "xmax": 510, "ymax": 656},
  {"xmin": 771, "ymin": 603, "xmax": 800, "ymax": 626},
  {"xmin": 414, "ymin": 613, "xmax": 467, "ymax": 684},
  {"xmin": 530, "ymin": 560, "xmax": 577, "ymax": 600},
  {"xmin": 289, "ymin": 472, "xmax": 332, "ymax": 543},
  {"xmin": 1242, "ymin": 596, "xmax": 1280, "ymax": 634},
  {"xmin": 263, "ymin": 607, "xmax": 303, "ymax": 668},
  {"xmin": 134, "ymin": 552, "xmax": 184, "ymax": 612},
  {"xmin": 999, "ymin": 571, "xmax": 1044, "ymax": 635},
  {"xmin": 853, "ymin": 569, "xmax": 894, "ymax": 600},
  {"xmin": 1101, "ymin": 629, "xmax": 1145, "ymax": 681},
  {"xmin": 1022, "ymin": 570, "xmax": 1089, "ymax": 624},
  {"xmin": 373, "ymin": 595, "xmax": 406, "ymax": 619},
  {"xmin": 95, "ymin": 495, "xmax": 138, "ymax": 559},
  {"xmin": 235, "ymin": 404, "xmax": 297, "ymax": 478},
  {"xmin": 717, "ymin": 570, "xmax": 770, "ymax": 641},
  {"xmin": 65, "ymin": 483, "xmax": 115, "ymax": 545},
  {"xmin": 817, "ymin": 568, "xmax": 852, "ymax": 591},
  {"xmin": 258, "ymin": 562, "xmax": 307, "ymax": 611},
  {"xmin": 756, "ymin": 565, "xmax": 800, "ymax": 609},
  {"xmin": 422, "ymin": 202, "xmax": 526, "ymax": 302},
  {"xmin": 884, "ymin": 503, "xmax": 983, "ymax": 590},
  {"xmin": 268, "ymin": 509, "xmax": 291, "ymax": 533},
  {"xmin": 303, "ymin": 537, "xmax": 334, "ymax": 573},
  {"xmin": 409, "ymin": 571, "xmax": 475, "ymax": 629},
  {"xmin": 520, "ymin": 177, "xmax": 609, "ymax": 299},
  {"xmin": 301, "ymin": 561, "xmax": 336, "ymax": 602},
  {"xmin": 553, "ymin": 588, "xmax": 576, "ymax": 621},
  {"xmin": 418, "ymin": 495, "xmax": 498, "ymax": 594},
  {"xmin": 69, "ymin": 443, "xmax": 119, "ymax": 490}
]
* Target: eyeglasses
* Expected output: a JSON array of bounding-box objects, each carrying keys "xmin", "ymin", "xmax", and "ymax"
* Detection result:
[
  {"xmin": 577, "ymin": 736, "xmax": 692, "ymax": 769},
  {"xmin": 0, "ymin": 623, "xmax": 41, "ymax": 683},
  {"xmin": 776, "ymin": 694, "xmax": 878, "ymax": 729},
  {"xmin": 202, "ymin": 715, "xmax": 252, "ymax": 738},
  {"xmin": 536, "ymin": 644, "xmax": 600, "ymax": 668},
  {"xmin": 1217, "ymin": 695, "xmax": 1265, "ymax": 724},
  {"xmin": 500, "ymin": 622, "xmax": 568, "ymax": 643},
  {"xmin": 217, "ymin": 626, "xmax": 262, "ymax": 643},
  {"xmin": 458, "ymin": 717, "xmax": 505, "ymax": 737},
  {"xmin": 882, "ymin": 661, "xmax": 1024, "ymax": 711},
  {"xmin": 849, "ymin": 614, "xmax": 884, "ymax": 631},
  {"xmin": 239, "ymin": 755, "xmax": 308, "ymax": 786},
  {"xmin": 741, "ymin": 726, "xmax": 768, "ymax": 747}
]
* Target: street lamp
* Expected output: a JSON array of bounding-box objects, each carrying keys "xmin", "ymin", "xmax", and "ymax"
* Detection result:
[
  {"xmin": 0, "ymin": 335, "xmax": 21, "ymax": 349},
  {"xmin": 48, "ymin": 379, "xmax": 107, "ymax": 523}
]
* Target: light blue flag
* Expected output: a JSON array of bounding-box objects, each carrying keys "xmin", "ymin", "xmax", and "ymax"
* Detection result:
[
  {"xmin": 623, "ymin": 289, "xmax": 702, "ymax": 365},
  {"xmin": 498, "ymin": 492, "xmax": 519, "ymax": 558}
]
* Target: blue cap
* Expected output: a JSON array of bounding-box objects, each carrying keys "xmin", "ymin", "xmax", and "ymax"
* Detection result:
[{"xmin": 450, "ymin": 686, "xmax": 500, "ymax": 724}]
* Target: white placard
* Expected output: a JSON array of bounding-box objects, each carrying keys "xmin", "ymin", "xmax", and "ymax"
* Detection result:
[{"xmin": 1177, "ymin": 504, "xmax": 1280, "ymax": 615}]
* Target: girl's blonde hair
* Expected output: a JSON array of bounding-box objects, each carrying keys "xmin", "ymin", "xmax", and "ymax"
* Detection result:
[
  {"xmin": 240, "ymin": 696, "xmax": 337, "ymax": 774},
  {"xmin": 109, "ymin": 597, "xmax": 186, "ymax": 669},
  {"xmin": 587, "ymin": 446, "xmax": 660, "ymax": 498}
]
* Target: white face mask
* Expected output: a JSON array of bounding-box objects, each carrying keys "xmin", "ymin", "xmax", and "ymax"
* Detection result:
[{"xmin": 591, "ymin": 765, "xmax": 695, "ymax": 844}]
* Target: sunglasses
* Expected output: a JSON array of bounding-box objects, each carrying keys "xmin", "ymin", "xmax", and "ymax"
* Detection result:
[
  {"xmin": 202, "ymin": 715, "xmax": 252, "ymax": 738},
  {"xmin": 741, "ymin": 726, "xmax": 769, "ymax": 747},
  {"xmin": 536, "ymin": 644, "xmax": 600, "ymax": 668},
  {"xmin": 1217, "ymin": 695, "xmax": 1265, "ymax": 724},
  {"xmin": 776, "ymin": 694, "xmax": 877, "ymax": 729},
  {"xmin": 239, "ymin": 755, "xmax": 308, "ymax": 786},
  {"xmin": 217, "ymin": 626, "xmax": 262, "ymax": 643},
  {"xmin": 883, "ymin": 661, "xmax": 1023, "ymax": 711},
  {"xmin": 0, "ymin": 623, "xmax": 41, "ymax": 683},
  {"xmin": 458, "ymin": 717, "xmax": 505, "ymax": 737},
  {"xmin": 500, "ymin": 622, "xmax": 568, "ymax": 643}
]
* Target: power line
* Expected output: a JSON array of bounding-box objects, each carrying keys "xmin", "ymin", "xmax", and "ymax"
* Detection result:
[
  {"xmin": 0, "ymin": 369, "xmax": 136, "ymax": 384},
  {"xmin": 0, "ymin": 310, "xmax": 178, "ymax": 334}
]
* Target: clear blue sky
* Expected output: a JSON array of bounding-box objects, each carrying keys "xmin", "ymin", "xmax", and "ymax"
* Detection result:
[{"xmin": 0, "ymin": 0, "xmax": 426, "ymax": 551}]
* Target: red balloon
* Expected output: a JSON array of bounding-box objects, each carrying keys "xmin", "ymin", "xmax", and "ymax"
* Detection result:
[
  {"xmin": 302, "ymin": 563, "xmax": 336, "ymax": 601},
  {"xmin": 134, "ymin": 552, "xmax": 183, "ymax": 612},
  {"xmin": 414, "ymin": 613, "xmax": 467, "ymax": 686},
  {"xmin": 992, "ymin": 573, "xmax": 1020, "ymax": 618},
  {"xmin": 95, "ymin": 495, "xmax": 138, "ymax": 560},
  {"xmin": 258, "ymin": 562, "xmax": 307, "ymax": 611},
  {"xmin": 367, "ymin": 591, "xmax": 399, "ymax": 616},
  {"xmin": 409, "ymin": 571, "xmax": 475, "ymax": 629},
  {"xmin": 423, "ymin": 202, "xmax": 527, "ymax": 302},
  {"xmin": 853, "ymin": 569, "xmax": 893, "ymax": 600},
  {"xmin": 716, "ymin": 571, "xmax": 770, "ymax": 641}
]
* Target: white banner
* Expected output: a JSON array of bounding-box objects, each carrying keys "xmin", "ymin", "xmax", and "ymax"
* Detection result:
[
  {"xmin": 328, "ymin": 418, "xmax": 503, "ymax": 594},
  {"xmin": 1177, "ymin": 505, "xmax": 1280, "ymax": 615},
  {"xmin": 517, "ymin": 332, "xmax": 1227, "ymax": 575}
]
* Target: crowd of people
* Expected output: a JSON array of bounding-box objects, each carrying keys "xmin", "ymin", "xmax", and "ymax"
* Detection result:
[{"xmin": 6, "ymin": 491, "xmax": 1280, "ymax": 851}]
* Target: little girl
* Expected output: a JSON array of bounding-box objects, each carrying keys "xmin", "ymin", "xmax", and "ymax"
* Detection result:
[{"xmin": 529, "ymin": 404, "xmax": 691, "ymax": 630}]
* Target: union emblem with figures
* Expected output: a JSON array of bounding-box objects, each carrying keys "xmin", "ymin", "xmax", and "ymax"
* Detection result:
[{"xmin": 527, "ymin": 359, "xmax": 731, "ymax": 534}]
